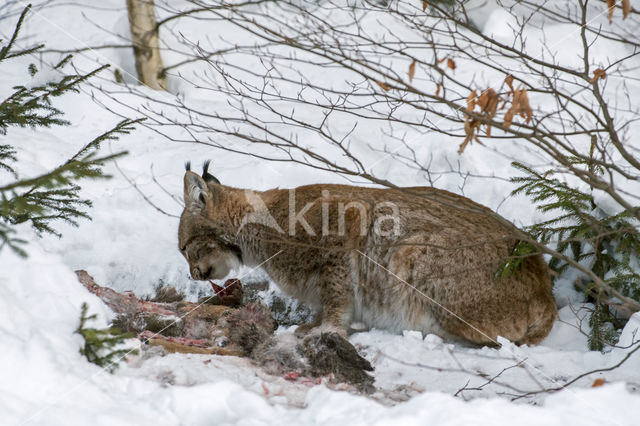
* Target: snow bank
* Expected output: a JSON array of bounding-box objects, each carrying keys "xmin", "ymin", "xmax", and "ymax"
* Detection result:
[{"xmin": 2, "ymin": 246, "xmax": 640, "ymax": 425}]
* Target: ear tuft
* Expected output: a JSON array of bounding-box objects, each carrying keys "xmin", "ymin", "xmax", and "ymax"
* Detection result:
[
  {"xmin": 185, "ymin": 161, "xmax": 191, "ymax": 171},
  {"xmin": 202, "ymin": 159, "xmax": 221, "ymax": 185}
]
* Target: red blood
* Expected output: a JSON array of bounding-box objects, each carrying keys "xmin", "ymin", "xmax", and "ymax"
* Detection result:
[
  {"xmin": 209, "ymin": 280, "xmax": 225, "ymax": 294},
  {"xmin": 138, "ymin": 331, "xmax": 210, "ymax": 347},
  {"xmin": 209, "ymin": 279, "xmax": 242, "ymax": 297},
  {"xmin": 283, "ymin": 371, "xmax": 300, "ymax": 381}
]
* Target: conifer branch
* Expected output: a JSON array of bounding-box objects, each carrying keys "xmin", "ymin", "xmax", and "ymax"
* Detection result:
[
  {"xmin": 76, "ymin": 302, "xmax": 136, "ymax": 372},
  {"xmin": 0, "ymin": 5, "xmax": 140, "ymax": 256},
  {"xmin": 510, "ymin": 162, "xmax": 640, "ymax": 349}
]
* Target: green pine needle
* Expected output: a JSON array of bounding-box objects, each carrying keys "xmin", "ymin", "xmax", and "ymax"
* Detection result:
[
  {"xmin": 507, "ymin": 161, "xmax": 640, "ymax": 350},
  {"xmin": 0, "ymin": 5, "xmax": 142, "ymax": 257},
  {"xmin": 76, "ymin": 302, "xmax": 137, "ymax": 372}
]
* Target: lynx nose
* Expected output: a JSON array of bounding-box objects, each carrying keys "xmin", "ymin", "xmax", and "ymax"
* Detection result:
[
  {"xmin": 191, "ymin": 266, "xmax": 203, "ymax": 280},
  {"xmin": 191, "ymin": 265, "xmax": 213, "ymax": 280}
]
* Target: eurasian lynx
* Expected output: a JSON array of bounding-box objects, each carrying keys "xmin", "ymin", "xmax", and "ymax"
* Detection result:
[{"xmin": 178, "ymin": 162, "xmax": 556, "ymax": 345}]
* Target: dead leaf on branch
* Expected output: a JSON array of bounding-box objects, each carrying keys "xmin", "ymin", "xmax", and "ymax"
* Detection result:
[
  {"xmin": 459, "ymin": 83, "xmax": 534, "ymax": 153},
  {"xmin": 517, "ymin": 89, "xmax": 533, "ymax": 123},
  {"xmin": 478, "ymin": 89, "xmax": 499, "ymax": 118},
  {"xmin": 459, "ymin": 122, "xmax": 476, "ymax": 155},
  {"xmin": 478, "ymin": 88, "xmax": 499, "ymax": 136},
  {"xmin": 375, "ymin": 80, "xmax": 391, "ymax": 91},
  {"xmin": 435, "ymin": 83, "xmax": 442, "ymax": 98},
  {"xmin": 504, "ymin": 88, "xmax": 533, "ymax": 128},
  {"xmin": 460, "ymin": 93, "xmax": 481, "ymax": 154},
  {"xmin": 504, "ymin": 75, "xmax": 515, "ymax": 96},
  {"xmin": 504, "ymin": 108, "xmax": 515, "ymax": 129},
  {"xmin": 437, "ymin": 57, "xmax": 457, "ymax": 71},
  {"xmin": 459, "ymin": 118, "xmax": 485, "ymax": 155},
  {"xmin": 458, "ymin": 135, "xmax": 473, "ymax": 155},
  {"xmin": 623, "ymin": 0, "xmax": 631, "ymax": 19},
  {"xmin": 460, "ymin": 88, "xmax": 500, "ymax": 153},
  {"xmin": 592, "ymin": 378, "xmax": 606, "ymax": 387},
  {"xmin": 590, "ymin": 68, "xmax": 607, "ymax": 83},
  {"xmin": 605, "ymin": 0, "xmax": 631, "ymax": 22},
  {"xmin": 422, "ymin": 1, "xmax": 428, "ymax": 12},
  {"xmin": 408, "ymin": 60, "xmax": 416, "ymax": 83},
  {"xmin": 607, "ymin": 0, "xmax": 616, "ymax": 24},
  {"xmin": 466, "ymin": 90, "xmax": 477, "ymax": 112}
]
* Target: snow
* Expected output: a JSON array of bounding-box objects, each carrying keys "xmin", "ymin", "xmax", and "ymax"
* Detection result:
[
  {"xmin": 1, "ymin": 247, "xmax": 639, "ymax": 425},
  {"xmin": 2, "ymin": 0, "xmax": 640, "ymax": 424}
]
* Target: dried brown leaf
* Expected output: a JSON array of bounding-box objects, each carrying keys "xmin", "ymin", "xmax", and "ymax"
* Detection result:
[
  {"xmin": 517, "ymin": 92, "xmax": 526, "ymax": 119},
  {"xmin": 623, "ymin": 0, "xmax": 631, "ymax": 19},
  {"xmin": 471, "ymin": 88, "xmax": 500, "ymax": 137},
  {"xmin": 466, "ymin": 90, "xmax": 477, "ymax": 112},
  {"xmin": 447, "ymin": 57, "xmax": 457, "ymax": 71},
  {"xmin": 504, "ymin": 75, "xmax": 514, "ymax": 95},
  {"xmin": 408, "ymin": 60, "xmax": 416, "ymax": 83},
  {"xmin": 436, "ymin": 83, "xmax": 442, "ymax": 98},
  {"xmin": 590, "ymin": 68, "xmax": 607, "ymax": 83},
  {"xmin": 484, "ymin": 89, "xmax": 500, "ymax": 136},
  {"xmin": 520, "ymin": 88, "xmax": 532, "ymax": 124},
  {"xmin": 460, "ymin": 118, "xmax": 481, "ymax": 154},
  {"xmin": 505, "ymin": 88, "xmax": 521, "ymax": 128},
  {"xmin": 607, "ymin": 0, "xmax": 616, "ymax": 24},
  {"xmin": 422, "ymin": 1, "xmax": 428, "ymax": 12},
  {"xmin": 592, "ymin": 378, "xmax": 606, "ymax": 387},
  {"xmin": 477, "ymin": 91, "xmax": 489, "ymax": 111},
  {"xmin": 504, "ymin": 87, "xmax": 533, "ymax": 128},
  {"xmin": 464, "ymin": 118, "xmax": 472, "ymax": 135},
  {"xmin": 458, "ymin": 134, "xmax": 473, "ymax": 155},
  {"xmin": 504, "ymin": 109, "xmax": 514, "ymax": 129},
  {"xmin": 375, "ymin": 80, "xmax": 391, "ymax": 91},
  {"xmin": 487, "ymin": 89, "xmax": 499, "ymax": 119}
]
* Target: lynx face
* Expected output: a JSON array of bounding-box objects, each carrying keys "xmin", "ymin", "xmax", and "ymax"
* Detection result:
[
  {"xmin": 178, "ymin": 223, "xmax": 241, "ymax": 280},
  {"xmin": 178, "ymin": 162, "xmax": 241, "ymax": 281}
]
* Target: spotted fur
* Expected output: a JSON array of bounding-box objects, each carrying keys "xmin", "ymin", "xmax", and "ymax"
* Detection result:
[{"xmin": 178, "ymin": 168, "xmax": 557, "ymax": 345}]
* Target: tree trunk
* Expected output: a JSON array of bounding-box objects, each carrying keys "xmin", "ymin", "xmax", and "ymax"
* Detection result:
[{"xmin": 126, "ymin": 0, "xmax": 167, "ymax": 90}]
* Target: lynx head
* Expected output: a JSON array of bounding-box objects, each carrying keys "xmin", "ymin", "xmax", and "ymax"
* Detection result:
[{"xmin": 178, "ymin": 161, "xmax": 241, "ymax": 280}]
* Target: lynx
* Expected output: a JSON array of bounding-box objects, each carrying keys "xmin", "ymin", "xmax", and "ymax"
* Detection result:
[{"xmin": 178, "ymin": 162, "xmax": 557, "ymax": 345}]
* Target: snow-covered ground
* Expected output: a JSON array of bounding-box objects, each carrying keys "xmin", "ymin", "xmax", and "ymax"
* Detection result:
[{"xmin": 2, "ymin": 1, "xmax": 640, "ymax": 424}]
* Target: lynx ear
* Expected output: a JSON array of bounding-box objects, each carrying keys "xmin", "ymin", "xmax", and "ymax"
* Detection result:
[{"xmin": 184, "ymin": 171, "xmax": 209, "ymax": 210}]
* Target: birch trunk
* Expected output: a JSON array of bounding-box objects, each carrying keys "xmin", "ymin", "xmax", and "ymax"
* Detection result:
[{"xmin": 126, "ymin": 0, "xmax": 167, "ymax": 90}]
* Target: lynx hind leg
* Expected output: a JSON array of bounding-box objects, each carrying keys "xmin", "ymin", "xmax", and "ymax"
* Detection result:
[
  {"xmin": 380, "ymin": 237, "xmax": 448, "ymax": 335},
  {"xmin": 518, "ymin": 255, "xmax": 558, "ymax": 345}
]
